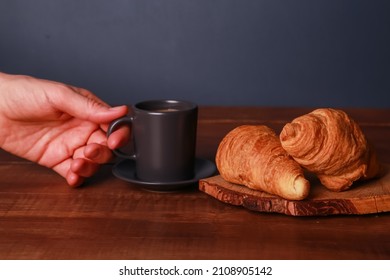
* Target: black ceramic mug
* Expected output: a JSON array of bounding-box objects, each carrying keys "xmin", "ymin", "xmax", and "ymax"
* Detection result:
[{"xmin": 107, "ymin": 100, "xmax": 198, "ymax": 183}]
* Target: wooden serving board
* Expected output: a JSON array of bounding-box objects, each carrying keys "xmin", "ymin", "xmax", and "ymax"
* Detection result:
[{"xmin": 199, "ymin": 164, "xmax": 390, "ymax": 216}]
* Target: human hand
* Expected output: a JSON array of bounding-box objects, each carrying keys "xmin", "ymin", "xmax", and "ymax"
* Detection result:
[{"xmin": 0, "ymin": 72, "xmax": 129, "ymax": 186}]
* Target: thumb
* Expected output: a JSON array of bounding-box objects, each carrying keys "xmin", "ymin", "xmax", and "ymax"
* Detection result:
[{"xmin": 51, "ymin": 86, "xmax": 128, "ymax": 123}]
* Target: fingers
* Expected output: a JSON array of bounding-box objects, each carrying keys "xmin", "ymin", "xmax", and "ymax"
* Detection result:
[
  {"xmin": 107, "ymin": 125, "xmax": 131, "ymax": 150},
  {"xmin": 61, "ymin": 129, "xmax": 130, "ymax": 187},
  {"xmin": 66, "ymin": 158, "xmax": 99, "ymax": 187},
  {"xmin": 49, "ymin": 84, "xmax": 128, "ymax": 124},
  {"xmin": 42, "ymin": 82, "xmax": 130, "ymax": 187},
  {"xmin": 52, "ymin": 159, "xmax": 85, "ymax": 187},
  {"xmin": 84, "ymin": 143, "xmax": 113, "ymax": 164},
  {"xmin": 68, "ymin": 143, "xmax": 114, "ymax": 186},
  {"xmin": 66, "ymin": 170, "xmax": 85, "ymax": 187},
  {"xmin": 71, "ymin": 158, "xmax": 100, "ymax": 178},
  {"xmin": 54, "ymin": 143, "xmax": 114, "ymax": 187},
  {"xmin": 68, "ymin": 127, "xmax": 131, "ymax": 187}
]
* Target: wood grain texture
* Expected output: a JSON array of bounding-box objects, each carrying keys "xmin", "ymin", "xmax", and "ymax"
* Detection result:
[
  {"xmin": 1, "ymin": 107, "xmax": 389, "ymax": 260},
  {"xmin": 199, "ymin": 165, "xmax": 390, "ymax": 216}
]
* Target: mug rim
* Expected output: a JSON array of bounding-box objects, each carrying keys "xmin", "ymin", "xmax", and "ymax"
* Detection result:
[{"xmin": 134, "ymin": 99, "xmax": 197, "ymax": 114}]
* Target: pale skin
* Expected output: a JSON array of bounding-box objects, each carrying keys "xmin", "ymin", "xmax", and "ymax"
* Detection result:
[{"xmin": 0, "ymin": 72, "xmax": 130, "ymax": 187}]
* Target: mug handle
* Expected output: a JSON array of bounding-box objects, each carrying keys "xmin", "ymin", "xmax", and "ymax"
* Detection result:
[{"xmin": 107, "ymin": 116, "xmax": 136, "ymax": 160}]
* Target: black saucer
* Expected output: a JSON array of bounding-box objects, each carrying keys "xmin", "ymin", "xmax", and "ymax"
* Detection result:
[{"xmin": 112, "ymin": 158, "xmax": 217, "ymax": 192}]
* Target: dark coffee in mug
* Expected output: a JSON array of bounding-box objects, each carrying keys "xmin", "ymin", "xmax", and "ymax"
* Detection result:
[
  {"xmin": 107, "ymin": 100, "xmax": 198, "ymax": 183},
  {"xmin": 151, "ymin": 108, "xmax": 180, "ymax": 113}
]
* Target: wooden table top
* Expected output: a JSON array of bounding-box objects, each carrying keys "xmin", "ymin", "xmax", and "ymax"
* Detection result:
[{"xmin": 1, "ymin": 107, "xmax": 389, "ymax": 260}]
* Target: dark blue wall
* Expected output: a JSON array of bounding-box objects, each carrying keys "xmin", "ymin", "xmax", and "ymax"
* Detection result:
[{"xmin": 1, "ymin": 0, "xmax": 389, "ymax": 107}]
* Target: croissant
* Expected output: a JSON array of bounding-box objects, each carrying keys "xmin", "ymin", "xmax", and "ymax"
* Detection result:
[
  {"xmin": 216, "ymin": 125, "xmax": 310, "ymax": 200},
  {"xmin": 280, "ymin": 108, "xmax": 381, "ymax": 191}
]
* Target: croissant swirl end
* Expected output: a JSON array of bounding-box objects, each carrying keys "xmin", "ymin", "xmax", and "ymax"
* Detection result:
[
  {"xmin": 280, "ymin": 108, "xmax": 381, "ymax": 191},
  {"xmin": 216, "ymin": 125, "xmax": 310, "ymax": 200}
]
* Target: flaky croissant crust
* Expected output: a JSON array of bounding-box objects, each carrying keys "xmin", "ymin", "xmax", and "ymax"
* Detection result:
[
  {"xmin": 280, "ymin": 108, "xmax": 381, "ymax": 191},
  {"xmin": 216, "ymin": 125, "xmax": 310, "ymax": 200}
]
